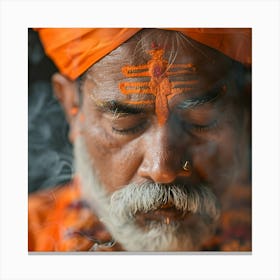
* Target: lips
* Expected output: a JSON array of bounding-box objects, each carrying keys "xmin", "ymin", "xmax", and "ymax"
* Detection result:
[{"xmin": 135, "ymin": 205, "xmax": 190, "ymax": 227}]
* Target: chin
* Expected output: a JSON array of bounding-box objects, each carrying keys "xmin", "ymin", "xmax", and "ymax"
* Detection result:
[{"xmin": 106, "ymin": 212, "xmax": 218, "ymax": 251}]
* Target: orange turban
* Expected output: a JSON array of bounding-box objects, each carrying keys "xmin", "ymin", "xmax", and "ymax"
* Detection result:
[{"xmin": 35, "ymin": 28, "xmax": 251, "ymax": 81}]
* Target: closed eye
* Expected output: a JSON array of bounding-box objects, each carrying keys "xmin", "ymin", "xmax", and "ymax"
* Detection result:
[
  {"xmin": 189, "ymin": 120, "xmax": 219, "ymax": 132},
  {"xmin": 112, "ymin": 120, "xmax": 149, "ymax": 135}
]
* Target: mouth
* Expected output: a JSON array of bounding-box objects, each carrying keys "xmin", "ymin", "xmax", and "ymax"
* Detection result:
[{"xmin": 135, "ymin": 204, "xmax": 191, "ymax": 227}]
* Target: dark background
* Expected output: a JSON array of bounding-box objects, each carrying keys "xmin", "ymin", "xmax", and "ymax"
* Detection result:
[{"xmin": 28, "ymin": 29, "xmax": 73, "ymax": 193}]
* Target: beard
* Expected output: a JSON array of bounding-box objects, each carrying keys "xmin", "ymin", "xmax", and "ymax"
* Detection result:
[{"xmin": 74, "ymin": 136, "xmax": 221, "ymax": 251}]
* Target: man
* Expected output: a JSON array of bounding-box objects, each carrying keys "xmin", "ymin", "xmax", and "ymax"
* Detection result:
[{"xmin": 28, "ymin": 28, "xmax": 251, "ymax": 252}]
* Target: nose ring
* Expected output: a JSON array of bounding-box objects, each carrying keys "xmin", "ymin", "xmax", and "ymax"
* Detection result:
[{"xmin": 183, "ymin": 160, "xmax": 191, "ymax": 172}]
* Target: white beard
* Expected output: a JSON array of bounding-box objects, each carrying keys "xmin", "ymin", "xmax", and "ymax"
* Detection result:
[{"xmin": 74, "ymin": 136, "xmax": 221, "ymax": 251}]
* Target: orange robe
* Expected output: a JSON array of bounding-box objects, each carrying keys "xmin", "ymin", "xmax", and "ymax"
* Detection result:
[
  {"xmin": 28, "ymin": 178, "xmax": 122, "ymax": 251},
  {"xmin": 28, "ymin": 178, "xmax": 251, "ymax": 252}
]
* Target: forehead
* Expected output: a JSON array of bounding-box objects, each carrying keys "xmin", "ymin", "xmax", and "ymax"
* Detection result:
[{"xmin": 82, "ymin": 29, "xmax": 234, "ymax": 103}]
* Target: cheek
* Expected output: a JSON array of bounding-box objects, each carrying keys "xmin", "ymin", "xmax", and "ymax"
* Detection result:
[
  {"xmin": 80, "ymin": 118, "xmax": 143, "ymax": 192},
  {"xmin": 191, "ymin": 130, "xmax": 241, "ymax": 192}
]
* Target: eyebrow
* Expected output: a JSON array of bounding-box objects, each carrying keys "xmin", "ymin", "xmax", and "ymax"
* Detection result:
[
  {"xmin": 94, "ymin": 100, "xmax": 151, "ymax": 115},
  {"xmin": 177, "ymin": 84, "xmax": 226, "ymax": 110},
  {"xmin": 93, "ymin": 84, "xmax": 225, "ymax": 116}
]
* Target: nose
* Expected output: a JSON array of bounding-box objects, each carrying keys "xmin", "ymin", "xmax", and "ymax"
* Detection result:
[{"xmin": 138, "ymin": 125, "xmax": 190, "ymax": 184}]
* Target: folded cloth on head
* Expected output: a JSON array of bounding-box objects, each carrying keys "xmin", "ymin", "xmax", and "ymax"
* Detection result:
[{"xmin": 35, "ymin": 28, "xmax": 251, "ymax": 80}]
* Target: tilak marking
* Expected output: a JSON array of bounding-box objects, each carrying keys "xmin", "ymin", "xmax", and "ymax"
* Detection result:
[{"xmin": 119, "ymin": 48, "xmax": 198, "ymax": 125}]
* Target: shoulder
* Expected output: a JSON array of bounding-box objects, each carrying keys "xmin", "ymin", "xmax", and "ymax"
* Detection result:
[{"xmin": 28, "ymin": 180, "xmax": 81, "ymax": 251}]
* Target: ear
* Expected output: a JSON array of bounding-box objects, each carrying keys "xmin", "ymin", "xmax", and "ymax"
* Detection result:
[{"xmin": 52, "ymin": 73, "xmax": 81, "ymax": 143}]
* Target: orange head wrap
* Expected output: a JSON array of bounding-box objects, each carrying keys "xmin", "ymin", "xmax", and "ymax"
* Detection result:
[{"xmin": 35, "ymin": 28, "xmax": 251, "ymax": 81}]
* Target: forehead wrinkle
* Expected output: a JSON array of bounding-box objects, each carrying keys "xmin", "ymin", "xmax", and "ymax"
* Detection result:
[
  {"xmin": 88, "ymin": 92, "xmax": 154, "ymax": 114},
  {"xmin": 86, "ymin": 79, "xmax": 157, "ymax": 106},
  {"xmin": 87, "ymin": 87, "xmax": 156, "ymax": 105},
  {"xmin": 85, "ymin": 65, "xmax": 156, "ymax": 104},
  {"xmin": 82, "ymin": 29, "xmax": 235, "ymax": 121}
]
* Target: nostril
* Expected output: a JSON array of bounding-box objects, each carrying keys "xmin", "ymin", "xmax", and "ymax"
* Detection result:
[
  {"xmin": 142, "ymin": 162, "xmax": 179, "ymax": 184},
  {"xmin": 138, "ymin": 157, "xmax": 192, "ymax": 184}
]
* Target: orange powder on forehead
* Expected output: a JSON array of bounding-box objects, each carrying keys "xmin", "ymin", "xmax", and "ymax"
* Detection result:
[{"xmin": 119, "ymin": 49, "xmax": 198, "ymax": 125}]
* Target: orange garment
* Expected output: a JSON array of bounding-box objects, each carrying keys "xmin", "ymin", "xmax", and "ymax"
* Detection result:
[
  {"xmin": 35, "ymin": 28, "xmax": 251, "ymax": 80},
  {"xmin": 28, "ymin": 177, "xmax": 122, "ymax": 252},
  {"xmin": 201, "ymin": 184, "xmax": 252, "ymax": 251},
  {"xmin": 28, "ymin": 178, "xmax": 251, "ymax": 252}
]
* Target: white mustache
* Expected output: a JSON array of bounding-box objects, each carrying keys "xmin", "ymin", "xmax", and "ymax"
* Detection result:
[{"xmin": 110, "ymin": 182, "xmax": 221, "ymax": 223}]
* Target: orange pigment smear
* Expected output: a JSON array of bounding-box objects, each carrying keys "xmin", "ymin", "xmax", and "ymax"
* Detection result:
[
  {"xmin": 70, "ymin": 107, "xmax": 78, "ymax": 116},
  {"xmin": 119, "ymin": 49, "xmax": 198, "ymax": 125},
  {"xmin": 122, "ymin": 100, "xmax": 154, "ymax": 105}
]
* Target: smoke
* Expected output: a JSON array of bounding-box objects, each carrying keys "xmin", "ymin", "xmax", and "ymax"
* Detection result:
[
  {"xmin": 28, "ymin": 29, "xmax": 74, "ymax": 193},
  {"xmin": 28, "ymin": 81, "xmax": 74, "ymax": 192}
]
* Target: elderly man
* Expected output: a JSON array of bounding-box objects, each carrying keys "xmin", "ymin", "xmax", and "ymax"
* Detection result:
[{"xmin": 28, "ymin": 28, "xmax": 251, "ymax": 252}]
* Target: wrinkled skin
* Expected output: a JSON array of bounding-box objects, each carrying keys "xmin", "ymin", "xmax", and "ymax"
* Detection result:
[{"xmin": 52, "ymin": 29, "xmax": 251, "ymax": 250}]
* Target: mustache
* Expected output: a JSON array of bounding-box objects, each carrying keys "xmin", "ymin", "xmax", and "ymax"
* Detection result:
[{"xmin": 109, "ymin": 182, "xmax": 221, "ymax": 222}]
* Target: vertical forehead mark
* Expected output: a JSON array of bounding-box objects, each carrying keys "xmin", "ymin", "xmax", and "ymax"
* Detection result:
[{"xmin": 119, "ymin": 48, "xmax": 198, "ymax": 125}]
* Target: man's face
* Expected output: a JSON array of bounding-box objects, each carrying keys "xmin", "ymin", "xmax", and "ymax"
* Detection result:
[{"xmin": 71, "ymin": 30, "xmax": 250, "ymax": 251}]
